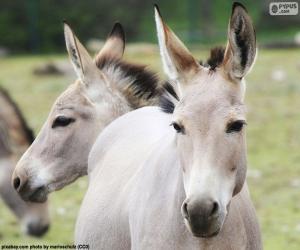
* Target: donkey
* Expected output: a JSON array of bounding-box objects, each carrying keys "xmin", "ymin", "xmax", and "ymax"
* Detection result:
[
  {"xmin": 0, "ymin": 87, "xmax": 49, "ymax": 237},
  {"xmin": 75, "ymin": 3, "xmax": 261, "ymax": 249},
  {"xmin": 13, "ymin": 22, "xmax": 171, "ymax": 203}
]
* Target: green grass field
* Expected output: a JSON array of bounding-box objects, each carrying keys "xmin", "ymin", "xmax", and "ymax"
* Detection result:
[{"xmin": 0, "ymin": 48, "xmax": 299, "ymax": 249}]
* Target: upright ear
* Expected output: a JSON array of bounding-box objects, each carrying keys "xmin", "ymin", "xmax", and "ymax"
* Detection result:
[
  {"xmin": 154, "ymin": 5, "xmax": 200, "ymax": 83},
  {"xmin": 64, "ymin": 22, "xmax": 100, "ymax": 84},
  {"xmin": 95, "ymin": 22, "xmax": 125, "ymax": 63},
  {"xmin": 223, "ymin": 2, "xmax": 256, "ymax": 79}
]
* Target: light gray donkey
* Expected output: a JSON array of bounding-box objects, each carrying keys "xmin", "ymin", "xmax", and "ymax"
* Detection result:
[
  {"xmin": 13, "ymin": 22, "xmax": 172, "ymax": 203},
  {"xmin": 75, "ymin": 3, "xmax": 262, "ymax": 249}
]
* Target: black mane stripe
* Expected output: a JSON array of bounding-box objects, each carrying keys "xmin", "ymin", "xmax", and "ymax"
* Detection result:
[
  {"xmin": 162, "ymin": 81, "xmax": 179, "ymax": 101},
  {"xmin": 200, "ymin": 46, "xmax": 225, "ymax": 70},
  {"xmin": 159, "ymin": 82, "xmax": 179, "ymax": 114},
  {"xmin": 207, "ymin": 46, "xmax": 225, "ymax": 70},
  {"xmin": 160, "ymin": 95, "xmax": 176, "ymax": 114},
  {"xmin": 96, "ymin": 57, "xmax": 177, "ymax": 108},
  {"xmin": 0, "ymin": 86, "xmax": 35, "ymax": 144}
]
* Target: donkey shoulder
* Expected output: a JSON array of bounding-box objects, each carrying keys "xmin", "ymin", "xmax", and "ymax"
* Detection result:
[{"xmin": 88, "ymin": 106, "xmax": 171, "ymax": 175}]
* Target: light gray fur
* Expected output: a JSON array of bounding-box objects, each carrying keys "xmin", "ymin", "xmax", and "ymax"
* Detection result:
[{"xmin": 76, "ymin": 4, "xmax": 261, "ymax": 249}]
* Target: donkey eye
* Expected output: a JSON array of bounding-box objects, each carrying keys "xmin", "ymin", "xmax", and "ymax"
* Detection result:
[
  {"xmin": 52, "ymin": 116, "xmax": 75, "ymax": 129},
  {"xmin": 226, "ymin": 120, "xmax": 246, "ymax": 133},
  {"xmin": 171, "ymin": 122, "xmax": 184, "ymax": 134}
]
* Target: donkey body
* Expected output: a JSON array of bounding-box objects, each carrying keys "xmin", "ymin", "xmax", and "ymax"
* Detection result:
[
  {"xmin": 13, "ymin": 23, "xmax": 170, "ymax": 203},
  {"xmin": 0, "ymin": 87, "xmax": 49, "ymax": 236},
  {"xmin": 76, "ymin": 3, "xmax": 261, "ymax": 249},
  {"xmin": 76, "ymin": 108, "xmax": 260, "ymax": 249}
]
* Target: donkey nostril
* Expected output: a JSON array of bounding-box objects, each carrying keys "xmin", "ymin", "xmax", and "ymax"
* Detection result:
[
  {"xmin": 13, "ymin": 177, "xmax": 21, "ymax": 190},
  {"xmin": 182, "ymin": 202, "xmax": 189, "ymax": 219},
  {"xmin": 210, "ymin": 201, "xmax": 219, "ymax": 217}
]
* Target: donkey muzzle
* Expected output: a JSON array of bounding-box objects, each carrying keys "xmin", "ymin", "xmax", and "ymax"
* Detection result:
[
  {"xmin": 181, "ymin": 197, "xmax": 222, "ymax": 238},
  {"xmin": 12, "ymin": 168, "xmax": 48, "ymax": 202},
  {"xmin": 25, "ymin": 222, "xmax": 50, "ymax": 237}
]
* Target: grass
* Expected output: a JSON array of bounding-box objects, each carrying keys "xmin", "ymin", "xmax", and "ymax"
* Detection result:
[{"xmin": 0, "ymin": 47, "xmax": 300, "ymax": 249}]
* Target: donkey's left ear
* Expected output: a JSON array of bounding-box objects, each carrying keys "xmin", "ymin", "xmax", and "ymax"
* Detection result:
[
  {"xmin": 64, "ymin": 22, "xmax": 99, "ymax": 84},
  {"xmin": 223, "ymin": 2, "xmax": 256, "ymax": 79},
  {"xmin": 154, "ymin": 5, "xmax": 200, "ymax": 83},
  {"xmin": 95, "ymin": 22, "xmax": 125, "ymax": 63}
]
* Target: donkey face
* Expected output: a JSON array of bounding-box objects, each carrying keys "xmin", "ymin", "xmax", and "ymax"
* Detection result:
[
  {"xmin": 155, "ymin": 3, "xmax": 256, "ymax": 238},
  {"xmin": 13, "ymin": 23, "xmax": 127, "ymax": 202}
]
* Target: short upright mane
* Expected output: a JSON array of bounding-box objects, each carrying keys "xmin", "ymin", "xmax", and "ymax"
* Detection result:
[
  {"xmin": 0, "ymin": 87, "xmax": 35, "ymax": 145},
  {"xmin": 96, "ymin": 57, "xmax": 178, "ymax": 109},
  {"xmin": 200, "ymin": 46, "xmax": 225, "ymax": 70}
]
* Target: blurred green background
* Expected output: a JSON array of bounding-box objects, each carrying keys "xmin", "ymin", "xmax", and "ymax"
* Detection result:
[
  {"xmin": 0, "ymin": 0, "xmax": 299, "ymax": 249},
  {"xmin": 0, "ymin": 0, "xmax": 299, "ymax": 52}
]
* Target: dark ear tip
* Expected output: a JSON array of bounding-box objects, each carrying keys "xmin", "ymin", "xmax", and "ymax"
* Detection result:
[
  {"xmin": 113, "ymin": 22, "xmax": 123, "ymax": 30},
  {"xmin": 232, "ymin": 2, "xmax": 248, "ymax": 13},
  {"xmin": 154, "ymin": 3, "xmax": 162, "ymax": 16},
  {"xmin": 63, "ymin": 20, "xmax": 72, "ymax": 29},
  {"xmin": 110, "ymin": 22, "xmax": 125, "ymax": 43}
]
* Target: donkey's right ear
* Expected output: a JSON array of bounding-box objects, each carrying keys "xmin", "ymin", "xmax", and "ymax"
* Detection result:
[
  {"xmin": 223, "ymin": 3, "xmax": 256, "ymax": 79},
  {"xmin": 154, "ymin": 5, "xmax": 200, "ymax": 83},
  {"xmin": 64, "ymin": 22, "xmax": 99, "ymax": 83},
  {"xmin": 95, "ymin": 22, "xmax": 125, "ymax": 63}
]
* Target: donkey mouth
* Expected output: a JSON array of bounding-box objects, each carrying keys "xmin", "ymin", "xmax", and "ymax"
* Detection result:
[
  {"xmin": 191, "ymin": 228, "xmax": 220, "ymax": 238},
  {"xmin": 184, "ymin": 217, "xmax": 221, "ymax": 239},
  {"xmin": 27, "ymin": 186, "xmax": 48, "ymax": 203},
  {"xmin": 26, "ymin": 223, "xmax": 50, "ymax": 237}
]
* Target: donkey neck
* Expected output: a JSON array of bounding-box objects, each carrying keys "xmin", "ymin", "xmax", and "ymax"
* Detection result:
[
  {"xmin": 92, "ymin": 79, "xmax": 132, "ymax": 123},
  {"xmin": 130, "ymin": 132, "xmax": 191, "ymax": 244}
]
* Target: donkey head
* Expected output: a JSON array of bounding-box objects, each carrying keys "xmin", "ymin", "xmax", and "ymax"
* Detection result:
[
  {"xmin": 13, "ymin": 23, "xmax": 128, "ymax": 202},
  {"xmin": 155, "ymin": 2, "xmax": 256, "ymax": 238}
]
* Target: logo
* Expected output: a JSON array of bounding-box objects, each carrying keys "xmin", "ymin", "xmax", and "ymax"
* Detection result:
[{"xmin": 269, "ymin": 2, "xmax": 298, "ymax": 15}]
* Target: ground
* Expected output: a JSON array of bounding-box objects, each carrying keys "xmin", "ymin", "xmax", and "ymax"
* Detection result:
[{"xmin": 0, "ymin": 48, "xmax": 299, "ymax": 249}]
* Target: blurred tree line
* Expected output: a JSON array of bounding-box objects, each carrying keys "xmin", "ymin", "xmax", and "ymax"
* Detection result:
[{"xmin": 0, "ymin": 0, "xmax": 298, "ymax": 53}]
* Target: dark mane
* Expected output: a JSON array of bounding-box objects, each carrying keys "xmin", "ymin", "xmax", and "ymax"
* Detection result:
[
  {"xmin": 207, "ymin": 46, "xmax": 225, "ymax": 70},
  {"xmin": 96, "ymin": 57, "xmax": 172, "ymax": 108},
  {"xmin": 159, "ymin": 82, "xmax": 179, "ymax": 114},
  {"xmin": 0, "ymin": 86, "xmax": 35, "ymax": 144},
  {"xmin": 200, "ymin": 46, "xmax": 225, "ymax": 71}
]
